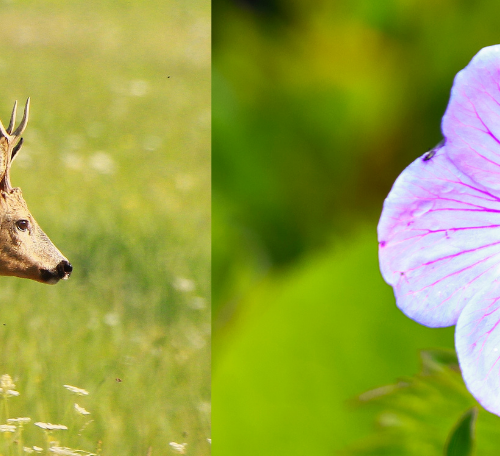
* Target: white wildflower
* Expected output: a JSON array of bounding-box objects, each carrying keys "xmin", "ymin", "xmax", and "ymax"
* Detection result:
[
  {"xmin": 173, "ymin": 277, "xmax": 195, "ymax": 292},
  {"xmin": 169, "ymin": 442, "xmax": 187, "ymax": 454},
  {"xmin": 24, "ymin": 447, "xmax": 34, "ymax": 453},
  {"xmin": 3, "ymin": 390, "xmax": 19, "ymax": 397},
  {"xmin": 63, "ymin": 385, "xmax": 89, "ymax": 396},
  {"xmin": 0, "ymin": 374, "xmax": 15, "ymax": 389},
  {"xmin": 62, "ymin": 153, "xmax": 84, "ymax": 171},
  {"xmin": 90, "ymin": 151, "xmax": 115, "ymax": 175},
  {"xmin": 103, "ymin": 312, "xmax": 119, "ymax": 327},
  {"xmin": 32, "ymin": 447, "xmax": 43, "ymax": 453},
  {"xmin": 8, "ymin": 417, "xmax": 31, "ymax": 425},
  {"xmin": 0, "ymin": 425, "xmax": 15, "ymax": 432},
  {"xmin": 129, "ymin": 79, "xmax": 149, "ymax": 97},
  {"xmin": 34, "ymin": 422, "xmax": 68, "ymax": 431},
  {"xmin": 49, "ymin": 447, "xmax": 79, "ymax": 456},
  {"xmin": 189, "ymin": 296, "xmax": 206, "ymax": 310},
  {"xmin": 74, "ymin": 403, "xmax": 90, "ymax": 415},
  {"xmin": 0, "ymin": 374, "xmax": 20, "ymax": 397}
]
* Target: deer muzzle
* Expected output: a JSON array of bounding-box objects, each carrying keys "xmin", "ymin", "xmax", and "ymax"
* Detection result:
[{"xmin": 40, "ymin": 260, "xmax": 73, "ymax": 284}]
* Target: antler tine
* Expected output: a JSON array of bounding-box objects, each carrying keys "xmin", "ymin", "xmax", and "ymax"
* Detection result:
[
  {"xmin": 7, "ymin": 101, "xmax": 17, "ymax": 135},
  {"xmin": 12, "ymin": 97, "xmax": 29, "ymax": 138},
  {"xmin": 0, "ymin": 119, "xmax": 8, "ymax": 139}
]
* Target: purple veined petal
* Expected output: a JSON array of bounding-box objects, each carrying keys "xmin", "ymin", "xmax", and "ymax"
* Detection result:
[
  {"xmin": 456, "ymin": 282, "xmax": 500, "ymax": 415},
  {"xmin": 378, "ymin": 143, "xmax": 500, "ymax": 328},
  {"xmin": 443, "ymin": 45, "xmax": 500, "ymax": 191}
]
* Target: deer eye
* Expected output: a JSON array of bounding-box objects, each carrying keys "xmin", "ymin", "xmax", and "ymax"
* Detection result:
[{"xmin": 15, "ymin": 220, "xmax": 29, "ymax": 232}]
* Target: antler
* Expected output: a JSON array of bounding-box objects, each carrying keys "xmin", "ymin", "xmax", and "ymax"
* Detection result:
[
  {"xmin": 0, "ymin": 98, "xmax": 29, "ymax": 140},
  {"xmin": 0, "ymin": 98, "xmax": 30, "ymax": 192},
  {"xmin": 12, "ymin": 98, "xmax": 29, "ymax": 137},
  {"xmin": 6, "ymin": 100, "xmax": 16, "ymax": 135}
]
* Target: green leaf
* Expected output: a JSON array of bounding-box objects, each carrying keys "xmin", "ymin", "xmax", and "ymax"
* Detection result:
[
  {"xmin": 444, "ymin": 408, "xmax": 477, "ymax": 456},
  {"xmin": 340, "ymin": 349, "xmax": 500, "ymax": 456}
]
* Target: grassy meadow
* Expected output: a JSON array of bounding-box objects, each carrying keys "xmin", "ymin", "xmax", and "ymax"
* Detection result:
[{"xmin": 0, "ymin": 1, "xmax": 210, "ymax": 455}]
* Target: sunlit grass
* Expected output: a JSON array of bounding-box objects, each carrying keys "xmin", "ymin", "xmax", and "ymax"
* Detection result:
[{"xmin": 0, "ymin": 0, "xmax": 210, "ymax": 455}]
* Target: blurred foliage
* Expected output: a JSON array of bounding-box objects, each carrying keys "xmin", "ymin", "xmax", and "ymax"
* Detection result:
[
  {"xmin": 213, "ymin": 0, "xmax": 500, "ymax": 454},
  {"xmin": 340, "ymin": 350, "xmax": 474, "ymax": 455},
  {"xmin": 213, "ymin": 230, "xmax": 457, "ymax": 454},
  {"xmin": 213, "ymin": 0, "xmax": 500, "ymax": 319},
  {"xmin": 341, "ymin": 350, "xmax": 500, "ymax": 456},
  {"xmin": 0, "ymin": 0, "xmax": 210, "ymax": 455}
]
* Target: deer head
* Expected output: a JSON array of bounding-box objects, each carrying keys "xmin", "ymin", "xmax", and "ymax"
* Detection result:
[{"xmin": 0, "ymin": 99, "xmax": 72, "ymax": 284}]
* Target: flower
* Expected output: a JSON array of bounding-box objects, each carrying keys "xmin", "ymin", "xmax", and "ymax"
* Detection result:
[
  {"xmin": 48, "ymin": 447, "xmax": 79, "ymax": 456},
  {"xmin": 8, "ymin": 417, "xmax": 30, "ymax": 425},
  {"xmin": 0, "ymin": 425, "xmax": 15, "ymax": 433},
  {"xmin": 34, "ymin": 422, "xmax": 68, "ymax": 431},
  {"xmin": 63, "ymin": 385, "xmax": 89, "ymax": 396},
  {"xmin": 74, "ymin": 403, "xmax": 90, "ymax": 415},
  {"xmin": 0, "ymin": 375, "xmax": 14, "ymax": 389},
  {"xmin": 0, "ymin": 374, "xmax": 20, "ymax": 397},
  {"xmin": 169, "ymin": 442, "xmax": 187, "ymax": 454},
  {"xmin": 379, "ymin": 44, "xmax": 500, "ymax": 416}
]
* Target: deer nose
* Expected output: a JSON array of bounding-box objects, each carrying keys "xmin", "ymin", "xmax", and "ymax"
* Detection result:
[{"xmin": 57, "ymin": 260, "xmax": 73, "ymax": 279}]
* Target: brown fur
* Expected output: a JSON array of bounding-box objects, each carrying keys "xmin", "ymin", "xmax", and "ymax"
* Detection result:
[{"xmin": 0, "ymin": 100, "xmax": 71, "ymax": 284}]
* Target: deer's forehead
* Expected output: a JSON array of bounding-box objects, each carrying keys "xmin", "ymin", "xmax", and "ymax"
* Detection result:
[{"xmin": 0, "ymin": 190, "xmax": 29, "ymax": 213}]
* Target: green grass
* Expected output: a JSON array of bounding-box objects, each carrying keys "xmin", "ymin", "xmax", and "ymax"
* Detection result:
[{"xmin": 0, "ymin": 1, "xmax": 210, "ymax": 454}]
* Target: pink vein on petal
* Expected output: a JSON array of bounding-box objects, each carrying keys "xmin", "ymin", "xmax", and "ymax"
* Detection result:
[{"xmin": 408, "ymin": 250, "xmax": 499, "ymax": 295}]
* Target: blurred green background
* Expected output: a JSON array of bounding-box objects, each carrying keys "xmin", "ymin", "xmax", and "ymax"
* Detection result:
[
  {"xmin": 0, "ymin": 0, "xmax": 210, "ymax": 455},
  {"xmin": 213, "ymin": 1, "xmax": 500, "ymax": 454}
]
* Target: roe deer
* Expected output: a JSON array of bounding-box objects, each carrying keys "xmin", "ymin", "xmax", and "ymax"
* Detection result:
[{"xmin": 0, "ymin": 98, "xmax": 71, "ymax": 284}]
